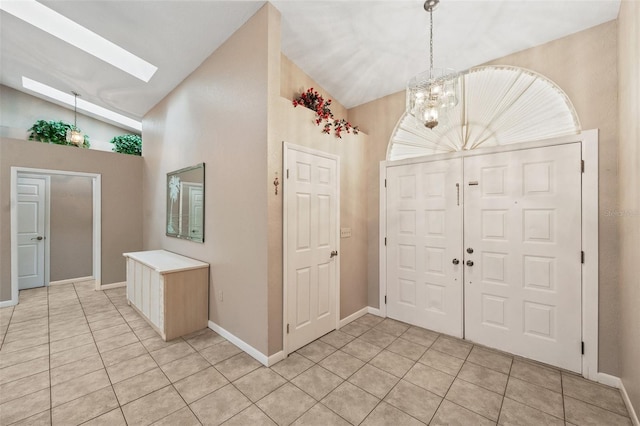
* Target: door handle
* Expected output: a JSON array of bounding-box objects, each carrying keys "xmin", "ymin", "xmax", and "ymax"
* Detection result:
[
  {"xmin": 330, "ymin": 250, "xmax": 338, "ymax": 258},
  {"xmin": 452, "ymin": 258, "xmax": 460, "ymax": 265},
  {"xmin": 31, "ymin": 236, "xmax": 43, "ymax": 241},
  {"xmin": 466, "ymin": 260, "xmax": 474, "ymax": 267}
]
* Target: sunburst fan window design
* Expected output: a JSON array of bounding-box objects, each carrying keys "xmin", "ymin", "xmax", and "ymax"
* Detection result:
[{"xmin": 388, "ymin": 65, "xmax": 581, "ymax": 161}]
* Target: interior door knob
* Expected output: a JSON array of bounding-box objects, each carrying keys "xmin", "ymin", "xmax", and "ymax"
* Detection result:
[
  {"xmin": 330, "ymin": 250, "xmax": 338, "ymax": 258},
  {"xmin": 452, "ymin": 258, "xmax": 460, "ymax": 265},
  {"xmin": 466, "ymin": 260, "xmax": 474, "ymax": 267},
  {"xmin": 31, "ymin": 236, "xmax": 43, "ymax": 241}
]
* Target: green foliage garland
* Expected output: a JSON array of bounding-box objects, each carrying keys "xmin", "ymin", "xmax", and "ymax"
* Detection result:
[
  {"xmin": 28, "ymin": 119, "xmax": 90, "ymax": 148},
  {"xmin": 110, "ymin": 134, "xmax": 142, "ymax": 156}
]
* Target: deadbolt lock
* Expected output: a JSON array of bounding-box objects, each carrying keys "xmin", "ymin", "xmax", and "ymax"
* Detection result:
[{"xmin": 466, "ymin": 247, "xmax": 474, "ymax": 254}]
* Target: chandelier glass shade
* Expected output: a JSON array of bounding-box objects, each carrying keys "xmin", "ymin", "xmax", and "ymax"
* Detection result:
[
  {"xmin": 66, "ymin": 91, "xmax": 84, "ymax": 146},
  {"xmin": 407, "ymin": 0, "xmax": 460, "ymax": 129}
]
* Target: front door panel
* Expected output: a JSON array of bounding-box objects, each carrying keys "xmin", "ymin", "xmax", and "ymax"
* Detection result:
[
  {"xmin": 463, "ymin": 143, "xmax": 582, "ymax": 372},
  {"xmin": 386, "ymin": 158, "xmax": 463, "ymax": 337}
]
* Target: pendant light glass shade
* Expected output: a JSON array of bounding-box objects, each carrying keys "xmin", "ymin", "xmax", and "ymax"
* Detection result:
[
  {"xmin": 407, "ymin": 0, "xmax": 459, "ymax": 129},
  {"xmin": 66, "ymin": 91, "xmax": 84, "ymax": 146},
  {"xmin": 66, "ymin": 128, "xmax": 84, "ymax": 145}
]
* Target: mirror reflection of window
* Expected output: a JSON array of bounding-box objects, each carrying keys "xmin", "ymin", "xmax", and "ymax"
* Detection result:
[{"xmin": 166, "ymin": 163, "xmax": 204, "ymax": 242}]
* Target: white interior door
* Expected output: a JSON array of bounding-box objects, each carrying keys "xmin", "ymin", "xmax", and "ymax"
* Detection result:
[
  {"xmin": 188, "ymin": 185, "xmax": 204, "ymax": 240},
  {"xmin": 17, "ymin": 176, "xmax": 47, "ymax": 290},
  {"xmin": 285, "ymin": 146, "xmax": 339, "ymax": 353},
  {"xmin": 463, "ymin": 143, "xmax": 582, "ymax": 372},
  {"xmin": 386, "ymin": 158, "xmax": 463, "ymax": 337}
]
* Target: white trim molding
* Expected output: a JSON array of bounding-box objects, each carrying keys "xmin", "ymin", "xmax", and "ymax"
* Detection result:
[
  {"xmin": 367, "ymin": 306, "xmax": 384, "ymax": 317},
  {"xmin": 49, "ymin": 276, "xmax": 94, "ymax": 286},
  {"xmin": 580, "ymin": 129, "xmax": 599, "ymax": 381},
  {"xmin": 99, "ymin": 282, "xmax": 126, "ymax": 290},
  {"xmin": 622, "ymin": 382, "xmax": 640, "ymax": 426},
  {"xmin": 338, "ymin": 307, "xmax": 369, "ymax": 328},
  {"xmin": 595, "ymin": 373, "xmax": 639, "ymax": 425},
  {"xmin": 208, "ymin": 320, "xmax": 284, "ymax": 367},
  {"xmin": 9, "ymin": 167, "xmax": 102, "ymax": 306},
  {"xmin": 378, "ymin": 162, "xmax": 388, "ymax": 317}
]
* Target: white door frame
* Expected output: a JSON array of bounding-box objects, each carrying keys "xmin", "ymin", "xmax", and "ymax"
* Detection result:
[
  {"xmin": 283, "ymin": 142, "xmax": 341, "ymax": 356},
  {"xmin": 379, "ymin": 129, "xmax": 599, "ymax": 381},
  {"xmin": 7, "ymin": 167, "xmax": 102, "ymax": 307}
]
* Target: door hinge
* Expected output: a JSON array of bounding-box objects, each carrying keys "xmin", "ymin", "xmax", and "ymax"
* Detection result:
[
  {"xmin": 384, "ymin": 179, "xmax": 387, "ymax": 188},
  {"xmin": 581, "ymin": 160, "xmax": 585, "ymax": 173},
  {"xmin": 384, "ymin": 295, "xmax": 387, "ymax": 305},
  {"xmin": 581, "ymin": 251, "xmax": 585, "ymax": 263},
  {"xmin": 581, "ymin": 341, "xmax": 585, "ymax": 355},
  {"xmin": 384, "ymin": 237, "xmax": 387, "ymax": 246},
  {"xmin": 286, "ymin": 169, "xmax": 289, "ymax": 179},
  {"xmin": 287, "ymin": 324, "xmax": 290, "ymax": 334}
]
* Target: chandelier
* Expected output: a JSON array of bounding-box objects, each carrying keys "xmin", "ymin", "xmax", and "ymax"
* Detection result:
[
  {"xmin": 66, "ymin": 91, "xmax": 85, "ymax": 146},
  {"xmin": 407, "ymin": 0, "xmax": 459, "ymax": 129}
]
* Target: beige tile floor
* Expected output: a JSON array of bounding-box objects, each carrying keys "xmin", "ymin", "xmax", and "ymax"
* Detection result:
[{"xmin": 0, "ymin": 282, "xmax": 633, "ymax": 425}]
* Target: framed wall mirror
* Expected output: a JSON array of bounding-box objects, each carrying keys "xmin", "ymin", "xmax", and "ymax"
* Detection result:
[{"xmin": 166, "ymin": 163, "xmax": 205, "ymax": 242}]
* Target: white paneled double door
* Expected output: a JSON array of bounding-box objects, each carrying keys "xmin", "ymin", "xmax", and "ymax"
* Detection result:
[{"xmin": 386, "ymin": 143, "xmax": 583, "ymax": 372}]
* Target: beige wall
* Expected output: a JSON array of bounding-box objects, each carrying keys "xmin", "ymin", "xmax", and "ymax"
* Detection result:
[
  {"xmin": 0, "ymin": 138, "xmax": 143, "ymax": 301},
  {"xmin": 0, "ymin": 85, "xmax": 137, "ymax": 152},
  {"xmin": 267, "ymin": 55, "xmax": 370, "ymax": 354},
  {"xmin": 143, "ymin": 5, "xmax": 272, "ymax": 354},
  {"xmin": 347, "ymin": 90, "xmax": 405, "ymax": 308},
  {"xmin": 50, "ymin": 175, "xmax": 93, "ymax": 281},
  {"xmin": 142, "ymin": 3, "xmax": 369, "ymax": 356},
  {"xmin": 349, "ymin": 21, "xmax": 622, "ymax": 376},
  {"xmin": 617, "ymin": 0, "xmax": 640, "ymax": 413}
]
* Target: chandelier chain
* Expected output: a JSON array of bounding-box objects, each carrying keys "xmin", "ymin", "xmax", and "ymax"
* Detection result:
[
  {"xmin": 429, "ymin": 9, "xmax": 434, "ymax": 78},
  {"xmin": 72, "ymin": 91, "xmax": 80, "ymax": 129}
]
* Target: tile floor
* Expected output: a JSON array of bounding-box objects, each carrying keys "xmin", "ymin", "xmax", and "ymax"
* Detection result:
[{"xmin": 0, "ymin": 282, "xmax": 633, "ymax": 425}]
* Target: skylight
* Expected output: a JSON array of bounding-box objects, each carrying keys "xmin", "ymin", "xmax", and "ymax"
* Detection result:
[
  {"xmin": 1, "ymin": 0, "xmax": 157, "ymax": 82},
  {"xmin": 22, "ymin": 77, "xmax": 143, "ymax": 132}
]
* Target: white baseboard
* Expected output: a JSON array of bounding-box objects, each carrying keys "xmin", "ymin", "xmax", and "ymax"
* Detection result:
[
  {"xmin": 621, "ymin": 380, "xmax": 640, "ymax": 426},
  {"xmin": 268, "ymin": 351, "xmax": 286, "ymax": 366},
  {"xmin": 100, "ymin": 282, "xmax": 126, "ymax": 290},
  {"xmin": 50, "ymin": 276, "xmax": 94, "ymax": 286},
  {"xmin": 596, "ymin": 373, "xmax": 638, "ymax": 425},
  {"xmin": 338, "ymin": 307, "xmax": 369, "ymax": 328},
  {"xmin": 367, "ymin": 307, "xmax": 384, "ymax": 317},
  {"xmin": 208, "ymin": 320, "xmax": 276, "ymax": 367},
  {"xmin": 0, "ymin": 299, "xmax": 17, "ymax": 308},
  {"xmin": 596, "ymin": 372, "xmax": 622, "ymax": 388}
]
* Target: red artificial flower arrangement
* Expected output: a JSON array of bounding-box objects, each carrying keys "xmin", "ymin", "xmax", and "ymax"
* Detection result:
[{"xmin": 292, "ymin": 88, "xmax": 359, "ymax": 139}]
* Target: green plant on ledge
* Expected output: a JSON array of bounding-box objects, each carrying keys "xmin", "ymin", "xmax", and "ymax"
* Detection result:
[
  {"xmin": 110, "ymin": 134, "xmax": 142, "ymax": 156},
  {"xmin": 28, "ymin": 119, "xmax": 90, "ymax": 148}
]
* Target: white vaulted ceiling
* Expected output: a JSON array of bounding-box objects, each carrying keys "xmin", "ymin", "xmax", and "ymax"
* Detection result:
[{"xmin": 0, "ymin": 0, "xmax": 621, "ymax": 128}]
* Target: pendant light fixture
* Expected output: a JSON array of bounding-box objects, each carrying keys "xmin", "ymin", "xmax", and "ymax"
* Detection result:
[
  {"xmin": 407, "ymin": 0, "xmax": 459, "ymax": 129},
  {"xmin": 66, "ymin": 91, "xmax": 85, "ymax": 146}
]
